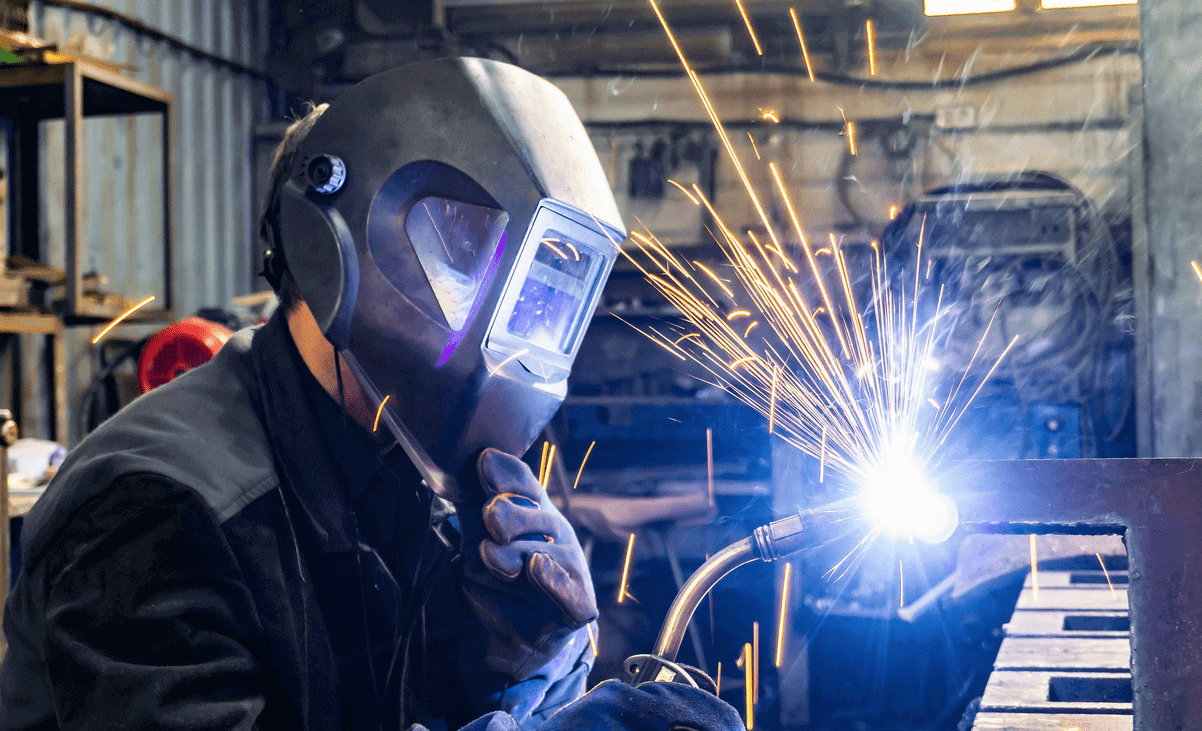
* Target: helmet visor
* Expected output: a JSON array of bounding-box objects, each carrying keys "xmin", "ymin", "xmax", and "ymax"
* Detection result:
[
  {"xmin": 505, "ymin": 233, "xmax": 600, "ymax": 354},
  {"xmin": 486, "ymin": 199, "xmax": 621, "ymax": 377}
]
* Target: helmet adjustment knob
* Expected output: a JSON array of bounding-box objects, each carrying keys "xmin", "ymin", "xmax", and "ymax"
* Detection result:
[{"xmin": 305, "ymin": 154, "xmax": 346, "ymax": 194}]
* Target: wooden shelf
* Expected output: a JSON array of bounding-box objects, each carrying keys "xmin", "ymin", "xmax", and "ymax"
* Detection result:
[
  {"xmin": 0, "ymin": 312, "xmax": 66, "ymax": 445},
  {"xmin": 0, "ymin": 61, "xmax": 173, "ymax": 323}
]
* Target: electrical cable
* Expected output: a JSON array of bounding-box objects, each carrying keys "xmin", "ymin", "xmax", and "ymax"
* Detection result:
[
  {"xmin": 546, "ymin": 44, "xmax": 1138, "ymax": 90},
  {"xmin": 835, "ymin": 120, "xmax": 922, "ymax": 228},
  {"xmin": 78, "ymin": 336, "xmax": 148, "ymax": 437}
]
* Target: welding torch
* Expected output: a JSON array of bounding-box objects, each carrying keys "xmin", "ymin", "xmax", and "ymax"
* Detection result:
[
  {"xmin": 622, "ymin": 483, "xmax": 959, "ymax": 688},
  {"xmin": 622, "ymin": 504, "xmax": 842, "ymax": 688}
]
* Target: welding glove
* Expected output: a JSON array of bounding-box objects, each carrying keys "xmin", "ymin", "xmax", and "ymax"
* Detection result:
[
  {"xmin": 536, "ymin": 680, "xmax": 745, "ymax": 731},
  {"xmin": 413, "ymin": 682, "xmax": 741, "ymax": 731},
  {"xmin": 458, "ymin": 448, "xmax": 599, "ymax": 679}
]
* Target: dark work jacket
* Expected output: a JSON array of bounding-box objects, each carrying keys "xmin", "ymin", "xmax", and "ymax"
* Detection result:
[{"xmin": 0, "ymin": 313, "xmax": 591, "ymax": 731}]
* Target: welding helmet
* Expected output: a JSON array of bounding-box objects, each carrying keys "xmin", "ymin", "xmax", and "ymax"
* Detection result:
[{"xmin": 275, "ymin": 57, "xmax": 625, "ymax": 502}]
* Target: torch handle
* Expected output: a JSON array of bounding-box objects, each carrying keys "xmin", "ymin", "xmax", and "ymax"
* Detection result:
[
  {"xmin": 652, "ymin": 537, "xmax": 758, "ymax": 661},
  {"xmin": 651, "ymin": 505, "xmax": 834, "ymax": 662}
]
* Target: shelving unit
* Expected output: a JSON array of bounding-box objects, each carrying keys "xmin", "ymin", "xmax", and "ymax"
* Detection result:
[
  {"xmin": 0, "ymin": 60, "xmax": 173, "ymax": 445},
  {"xmin": 0, "ymin": 60, "xmax": 173, "ymax": 324}
]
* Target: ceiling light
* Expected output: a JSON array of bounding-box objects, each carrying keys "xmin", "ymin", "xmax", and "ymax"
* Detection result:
[
  {"xmin": 924, "ymin": 0, "xmax": 1016, "ymax": 15},
  {"xmin": 1041, "ymin": 0, "xmax": 1135, "ymax": 7}
]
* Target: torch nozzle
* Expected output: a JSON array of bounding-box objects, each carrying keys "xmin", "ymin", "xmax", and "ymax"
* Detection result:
[{"xmin": 751, "ymin": 507, "xmax": 829, "ymax": 561}]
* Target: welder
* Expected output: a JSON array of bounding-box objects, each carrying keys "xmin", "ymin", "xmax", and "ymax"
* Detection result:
[{"xmin": 0, "ymin": 58, "xmax": 741, "ymax": 731}]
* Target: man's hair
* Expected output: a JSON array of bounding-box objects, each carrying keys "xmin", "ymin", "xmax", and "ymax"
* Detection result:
[{"xmin": 257, "ymin": 102, "xmax": 329, "ymax": 313}]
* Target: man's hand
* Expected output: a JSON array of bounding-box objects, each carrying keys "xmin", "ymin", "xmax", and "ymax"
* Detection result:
[{"xmin": 459, "ymin": 448, "xmax": 598, "ymax": 679}]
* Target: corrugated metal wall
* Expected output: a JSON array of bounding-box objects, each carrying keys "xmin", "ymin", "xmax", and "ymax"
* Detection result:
[{"xmin": 22, "ymin": 0, "xmax": 270, "ymax": 443}]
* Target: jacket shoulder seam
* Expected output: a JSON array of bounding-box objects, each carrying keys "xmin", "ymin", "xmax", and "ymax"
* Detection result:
[{"xmin": 212, "ymin": 472, "xmax": 281, "ymax": 523}]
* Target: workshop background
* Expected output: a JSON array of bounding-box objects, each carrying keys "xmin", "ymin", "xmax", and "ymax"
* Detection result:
[{"xmin": 3, "ymin": 0, "xmax": 1201, "ymax": 729}]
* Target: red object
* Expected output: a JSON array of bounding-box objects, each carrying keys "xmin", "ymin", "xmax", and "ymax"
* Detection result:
[{"xmin": 138, "ymin": 316, "xmax": 233, "ymax": 393}]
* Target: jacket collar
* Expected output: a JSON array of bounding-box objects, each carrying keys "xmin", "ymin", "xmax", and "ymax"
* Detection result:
[{"xmin": 250, "ymin": 312, "xmax": 387, "ymax": 552}]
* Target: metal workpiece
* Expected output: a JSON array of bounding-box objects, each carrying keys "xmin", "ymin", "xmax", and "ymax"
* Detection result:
[{"xmin": 946, "ymin": 459, "xmax": 1202, "ymax": 731}]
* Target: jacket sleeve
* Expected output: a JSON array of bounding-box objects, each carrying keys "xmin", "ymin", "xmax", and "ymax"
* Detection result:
[
  {"xmin": 27, "ymin": 474, "xmax": 267, "ymax": 731},
  {"xmin": 457, "ymin": 623, "xmax": 594, "ymax": 731}
]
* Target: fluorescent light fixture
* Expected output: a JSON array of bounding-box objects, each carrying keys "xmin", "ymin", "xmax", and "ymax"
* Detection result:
[
  {"xmin": 924, "ymin": 0, "xmax": 1016, "ymax": 15},
  {"xmin": 1041, "ymin": 0, "xmax": 1135, "ymax": 7}
]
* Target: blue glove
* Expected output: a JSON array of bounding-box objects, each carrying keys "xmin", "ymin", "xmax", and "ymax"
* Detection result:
[
  {"xmin": 538, "ymin": 680, "xmax": 745, "ymax": 731},
  {"xmin": 459, "ymin": 448, "xmax": 599, "ymax": 679},
  {"xmin": 436, "ymin": 681, "xmax": 744, "ymax": 731}
]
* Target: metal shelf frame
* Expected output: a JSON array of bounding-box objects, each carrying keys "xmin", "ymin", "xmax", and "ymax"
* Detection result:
[
  {"xmin": 0, "ymin": 61, "xmax": 173, "ymax": 324},
  {"xmin": 0, "ymin": 312, "xmax": 66, "ymax": 445}
]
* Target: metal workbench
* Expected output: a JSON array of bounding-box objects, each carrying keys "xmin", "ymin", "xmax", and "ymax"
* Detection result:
[{"xmin": 949, "ymin": 459, "xmax": 1202, "ymax": 730}]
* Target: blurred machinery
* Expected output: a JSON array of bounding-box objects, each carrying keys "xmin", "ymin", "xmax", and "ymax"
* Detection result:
[
  {"xmin": 882, "ymin": 172, "xmax": 1134, "ymax": 461},
  {"xmin": 771, "ymin": 174, "xmax": 1137, "ymax": 729},
  {"xmin": 137, "ymin": 317, "xmax": 233, "ymax": 394}
]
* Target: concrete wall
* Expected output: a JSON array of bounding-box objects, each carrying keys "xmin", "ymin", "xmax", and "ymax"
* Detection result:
[
  {"xmin": 558, "ymin": 51, "xmax": 1139, "ymax": 247},
  {"xmin": 1137, "ymin": 0, "xmax": 1202, "ymax": 457},
  {"xmin": 556, "ymin": 49, "xmax": 1142, "ymax": 459}
]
